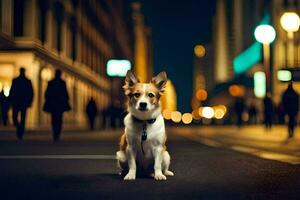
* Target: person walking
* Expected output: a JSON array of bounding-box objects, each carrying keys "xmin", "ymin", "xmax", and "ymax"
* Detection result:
[
  {"xmin": 86, "ymin": 97, "xmax": 98, "ymax": 130},
  {"xmin": 263, "ymin": 92, "xmax": 274, "ymax": 130},
  {"xmin": 282, "ymin": 82, "xmax": 299, "ymax": 138},
  {"xmin": 234, "ymin": 97, "xmax": 245, "ymax": 127},
  {"xmin": 43, "ymin": 69, "xmax": 71, "ymax": 142},
  {"xmin": 9, "ymin": 67, "xmax": 34, "ymax": 140},
  {"xmin": 248, "ymin": 102, "xmax": 257, "ymax": 124}
]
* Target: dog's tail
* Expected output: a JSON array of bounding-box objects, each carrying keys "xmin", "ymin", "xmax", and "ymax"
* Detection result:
[{"xmin": 116, "ymin": 150, "xmax": 127, "ymax": 162}]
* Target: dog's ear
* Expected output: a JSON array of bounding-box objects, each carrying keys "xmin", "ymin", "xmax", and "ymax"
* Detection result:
[
  {"xmin": 151, "ymin": 71, "xmax": 168, "ymax": 95},
  {"xmin": 123, "ymin": 70, "xmax": 139, "ymax": 96}
]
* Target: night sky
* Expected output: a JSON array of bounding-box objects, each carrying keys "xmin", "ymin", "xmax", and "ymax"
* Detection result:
[{"xmin": 131, "ymin": 0, "xmax": 216, "ymax": 112}]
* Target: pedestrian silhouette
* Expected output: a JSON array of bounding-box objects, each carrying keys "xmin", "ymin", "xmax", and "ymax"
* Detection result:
[
  {"xmin": 43, "ymin": 69, "xmax": 71, "ymax": 142},
  {"xmin": 234, "ymin": 97, "xmax": 245, "ymax": 127},
  {"xmin": 86, "ymin": 97, "xmax": 98, "ymax": 130},
  {"xmin": 9, "ymin": 67, "xmax": 34, "ymax": 140},
  {"xmin": 0, "ymin": 90, "xmax": 10, "ymax": 126},
  {"xmin": 263, "ymin": 92, "xmax": 274, "ymax": 130},
  {"xmin": 282, "ymin": 82, "xmax": 299, "ymax": 138},
  {"xmin": 248, "ymin": 102, "xmax": 257, "ymax": 124},
  {"xmin": 277, "ymin": 101, "xmax": 285, "ymax": 124}
]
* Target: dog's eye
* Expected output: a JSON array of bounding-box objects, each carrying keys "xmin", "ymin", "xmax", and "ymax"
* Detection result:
[
  {"xmin": 148, "ymin": 93, "xmax": 155, "ymax": 98},
  {"xmin": 134, "ymin": 93, "xmax": 140, "ymax": 98}
]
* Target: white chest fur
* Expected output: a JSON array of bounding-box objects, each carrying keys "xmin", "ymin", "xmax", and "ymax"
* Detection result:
[{"xmin": 124, "ymin": 113, "xmax": 166, "ymax": 158}]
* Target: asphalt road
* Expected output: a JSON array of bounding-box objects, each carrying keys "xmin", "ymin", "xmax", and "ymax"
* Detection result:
[{"xmin": 1, "ymin": 130, "xmax": 300, "ymax": 200}]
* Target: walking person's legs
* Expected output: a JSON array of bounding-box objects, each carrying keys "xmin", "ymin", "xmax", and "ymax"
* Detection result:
[
  {"xmin": 19, "ymin": 108, "xmax": 27, "ymax": 139},
  {"xmin": 12, "ymin": 107, "xmax": 21, "ymax": 139},
  {"xmin": 1, "ymin": 108, "xmax": 8, "ymax": 126},
  {"xmin": 51, "ymin": 112, "xmax": 63, "ymax": 142},
  {"xmin": 289, "ymin": 115, "xmax": 296, "ymax": 138}
]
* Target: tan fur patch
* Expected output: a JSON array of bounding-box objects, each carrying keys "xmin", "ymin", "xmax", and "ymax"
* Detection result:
[{"xmin": 119, "ymin": 133, "xmax": 127, "ymax": 151}]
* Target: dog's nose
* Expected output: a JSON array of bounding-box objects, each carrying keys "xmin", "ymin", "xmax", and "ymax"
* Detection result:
[{"xmin": 139, "ymin": 102, "xmax": 147, "ymax": 109}]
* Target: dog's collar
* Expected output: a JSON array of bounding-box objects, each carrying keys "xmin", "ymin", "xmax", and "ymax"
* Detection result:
[{"xmin": 131, "ymin": 115, "xmax": 156, "ymax": 124}]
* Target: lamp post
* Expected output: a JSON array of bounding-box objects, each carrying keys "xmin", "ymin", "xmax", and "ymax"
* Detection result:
[
  {"xmin": 280, "ymin": 12, "xmax": 300, "ymax": 67},
  {"xmin": 254, "ymin": 25, "xmax": 276, "ymax": 93}
]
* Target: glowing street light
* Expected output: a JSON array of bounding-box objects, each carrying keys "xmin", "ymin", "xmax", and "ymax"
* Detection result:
[
  {"xmin": 280, "ymin": 12, "xmax": 300, "ymax": 32},
  {"xmin": 254, "ymin": 25, "xmax": 276, "ymax": 44},
  {"xmin": 194, "ymin": 45, "xmax": 206, "ymax": 58},
  {"xmin": 254, "ymin": 24, "xmax": 276, "ymax": 93},
  {"xmin": 280, "ymin": 12, "xmax": 300, "ymax": 67}
]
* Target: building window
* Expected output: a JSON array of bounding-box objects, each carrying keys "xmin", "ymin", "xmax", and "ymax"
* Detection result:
[
  {"xmin": 54, "ymin": 2, "xmax": 64, "ymax": 52},
  {"xmin": 38, "ymin": 0, "xmax": 48, "ymax": 43},
  {"xmin": 70, "ymin": 16, "xmax": 77, "ymax": 61},
  {"xmin": 13, "ymin": 0, "xmax": 24, "ymax": 36}
]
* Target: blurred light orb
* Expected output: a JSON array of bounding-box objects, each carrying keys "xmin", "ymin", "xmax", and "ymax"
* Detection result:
[
  {"xmin": 254, "ymin": 25, "xmax": 276, "ymax": 44},
  {"xmin": 280, "ymin": 12, "xmax": 300, "ymax": 32},
  {"xmin": 41, "ymin": 68, "xmax": 52, "ymax": 81},
  {"xmin": 182, "ymin": 113, "xmax": 193, "ymax": 124},
  {"xmin": 106, "ymin": 59, "xmax": 131, "ymax": 77},
  {"xmin": 0, "ymin": 82, "xmax": 3, "ymax": 91},
  {"xmin": 3, "ymin": 85, "xmax": 10, "ymax": 97},
  {"xmin": 277, "ymin": 70, "xmax": 292, "ymax": 82},
  {"xmin": 214, "ymin": 108, "xmax": 225, "ymax": 119},
  {"xmin": 196, "ymin": 89, "xmax": 208, "ymax": 101},
  {"xmin": 242, "ymin": 112, "xmax": 249, "ymax": 122},
  {"xmin": 201, "ymin": 107, "xmax": 214, "ymax": 119},
  {"xmin": 218, "ymin": 105, "xmax": 227, "ymax": 113},
  {"xmin": 171, "ymin": 111, "xmax": 182, "ymax": 123},
  {"xmin": 194, "ymin": 45, "xmax": 206, "ymax": 58},
  {"xmin": 254, "ymin": 71, "xmax": 266, "ymax": 98},
  {"xmin": 162, "ymin": 109, "xmax": 172, "ymax": 120},
  {"xmin": 229, "ymin": 85, "xmax": 245, "ymax": 97}
]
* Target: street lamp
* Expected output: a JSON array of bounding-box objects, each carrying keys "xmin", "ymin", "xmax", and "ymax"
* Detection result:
[
  {"xmin": 280, "ymin": 12, "xmax": 300, "ymax": 67},
  {"xmin": 254, "ymin": 24, "xmax": 276, "ymax": 93}
]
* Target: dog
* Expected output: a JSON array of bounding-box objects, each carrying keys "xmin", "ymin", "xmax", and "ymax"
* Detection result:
[{"xmin": 116, "ymin": 70, "xmax": 174, "ymax": 181}]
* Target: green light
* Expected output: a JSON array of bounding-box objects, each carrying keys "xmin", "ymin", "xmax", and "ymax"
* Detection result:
[
  {"xmin": 233, "ymin": 42, "xmax": 262, "ymax": 74},
  {"xmin": 277, "ymin": 70, "xmax": 292, "ymax": 82},
  {"xmin": 233, "ymin": 14, "xmax": 270, "ymax": 75},
  {"xmin": 106, "ymin": 59, "xmax": 131, "ymax": 77},
  {"xmin": 254, "ymin": 72, "xmax": 266, "ymax": 98}
]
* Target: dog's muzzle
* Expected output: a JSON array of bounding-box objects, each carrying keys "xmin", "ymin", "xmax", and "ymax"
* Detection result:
[{"xmin": 138, "ymin": 102, "xmax": 148, "ymax": 111}]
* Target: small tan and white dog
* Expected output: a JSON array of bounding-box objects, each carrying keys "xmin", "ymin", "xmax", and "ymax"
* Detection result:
[{"xmin": 116, "ymin": 70, "xmax": 174, "ymax": 181}]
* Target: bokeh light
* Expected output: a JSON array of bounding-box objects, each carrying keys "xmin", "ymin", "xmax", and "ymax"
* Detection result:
[
  {"xmin": 213, "ymin": 107, "xmax": 225, "ymax": 119},
  {"xmin": 182, "ymin": 113, "xmax": 193, "ymax": 124},
  {"xmin": 196, "ymin": 89, "xmax": 208, "ymax": 101},
  {"xmin": 254, "ymin": 25, "xmax": 276, "ymax": 44},
  {"xmin": 194, "ymin": 45, "xmax": 206, "ymax": 58},
  {"xmin": 201, "ymin": 107, "xmax": 214, "ymax": 119},
  {"xmin": 3, "ymin": 85, "xmax": 10, "ymax": 97},
  {"xmin": 162, "ymin": 109, "xmax": 172, "ymax": 120},
  {"xmin": 280, "ymin": 12, "xmax": 300, "ymax": 32},
  {"xmin": 41, "ymin": 68, "xmax": 52, "ymax": 81},
  {"xmin": 229, "ymin": 84, "xmax": 245, "ymax": 97},
  {"xmin": 171, "ymin": 111, "xmax": 182, "ymax": 123}
]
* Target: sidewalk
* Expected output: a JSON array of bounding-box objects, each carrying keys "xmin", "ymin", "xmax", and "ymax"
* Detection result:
[
  {"xmin": 170, "ymin": 125, "xmax": 300, "ymax": 164},
  {"xmin": 0, "ymin": 126, "xmax": 122, "ymax": 141}
]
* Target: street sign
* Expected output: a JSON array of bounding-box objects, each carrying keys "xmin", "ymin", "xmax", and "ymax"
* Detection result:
[{"xmin": 233, "ymin": 42, "xmax": 262, "ymax": 75}]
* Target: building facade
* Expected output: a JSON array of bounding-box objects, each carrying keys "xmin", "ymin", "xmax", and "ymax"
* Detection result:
[
  {"xmin": 271, "ymin": 0, "xmax": 300, "ymax": 104},
  {"xmin": 0, "ymin": 0, "xmax": 133, "ymax": 129}
]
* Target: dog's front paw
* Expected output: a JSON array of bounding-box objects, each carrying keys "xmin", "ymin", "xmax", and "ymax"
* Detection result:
[
  {"xmin": 124, "ymin": 170, "xmax": 136, "ymax": 180},
  {"xmin": 164, "ymin": 170, "xmax": 174, "ymax": 176},
  {"xmin": 154, "ymin": 171, "xmax": 167, "ymax": 180}
]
